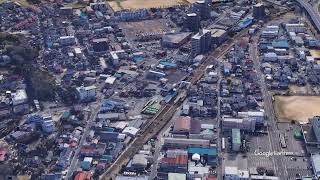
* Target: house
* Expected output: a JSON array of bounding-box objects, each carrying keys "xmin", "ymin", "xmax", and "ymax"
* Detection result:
[
  {"xmin": 159, "ymin": 155, "xmax": 188, "ymax": 173},
  {"xmin": 41, "ymin": 116, "xmax": 55, "ymax": 134},
  {"xmin": 79, "ymin": 143, "xmax": 107, "ymax": 157},
  {"xmin": 0, "ymin": 148, "xmax": 7, "ymax": 162},
  {"xmin": 56, "ymin": 148, "xmax": 73, "ymax": 169},
  {"xmin": 74, "ymin": 171, "xmax": 92, "ymax": 180},
  {"xmin": 263, "ymin": 53, "xmax": 277, "ymax": 62},
  {"xmin": 59, "ymin": 36, "xmax": 76, "ymax": 46}
]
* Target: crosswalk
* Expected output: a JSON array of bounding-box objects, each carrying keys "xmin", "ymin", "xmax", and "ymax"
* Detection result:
[{"xmin": 248, "ymin": 155, "xmax": 274, "ymax": 170}]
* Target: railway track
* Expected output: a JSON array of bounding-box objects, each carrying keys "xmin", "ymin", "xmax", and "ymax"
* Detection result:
[{"xmin": 101, "ymin": 24, "xmax": 251, "ymax": 180}]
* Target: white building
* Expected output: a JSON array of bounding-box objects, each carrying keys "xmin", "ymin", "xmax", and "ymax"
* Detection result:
[
  {"xmin": 76, "ymin": 85, "xmax": 97, "ymax": 101},
  {"xmin": 261, "ymin": 26, "xmax": 279, "ymax": 38},
  {"xmin": 222, "ymin": 117, "xmax": 256, "ymax": 132},
  {"xmin": 59, "ymin": 36, "xmax": 76, "ymax": 46},
  {"xmin": 311, "ymin": 154, "xmax": 320, "ymax": 178},
  {"xmin": 285, "ymin": 23, "xmax": 305, "ymax": 33},
  {"xmin": 191, "ymin": 29, "xmax": 211, "ymax": 56},
  {"xmin": 74, "ymin": 47, "xmax": 83, "ymax": 57},
  {"xmin": 41, "ymin": 116, "xmax": 55, "ymax": 134},
  {"xmin": 263, "ymin": 52, "xmax": 278, "ymax": 62},
  {"xmin": 12, "ymin": 89, "xmax": 28, "ymax": 106},
  {"xmin": 224, "ymin": 166, "xmax": 249, "ymax": 180},
  {"xmin": 238, "ymin": 111, "xmax": 264, "ymax": 125}
]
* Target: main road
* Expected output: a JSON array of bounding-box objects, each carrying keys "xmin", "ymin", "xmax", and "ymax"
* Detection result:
[
  {"xmin": 65, "ymin": 97, "xmax": 102, "ymax": 179},
  {"xmin": 250, "ymin": 29, "xmax": 288, "ymax": 179},
  {"xmin": 295, "ymin": 0, "xmax": 320, "ymax": 32}
]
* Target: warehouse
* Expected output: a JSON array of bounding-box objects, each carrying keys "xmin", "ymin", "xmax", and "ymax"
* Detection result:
[
  {"xmin": 163, "ymin": 138, "xmax": 210, "ymax": 148},
  {"xmin": 187, "ymin": 147, "xmax": 218, "ymax": 166}
]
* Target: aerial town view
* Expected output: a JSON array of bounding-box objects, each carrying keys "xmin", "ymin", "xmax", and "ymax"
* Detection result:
[{"xmin": 3, "ymin": 0, "xmax": 320, "ymax": 179}]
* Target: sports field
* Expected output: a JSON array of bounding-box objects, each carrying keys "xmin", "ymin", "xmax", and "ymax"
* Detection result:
[
  {"xmin": 274, "ymin": 96, "xmax": 320, "ymax": 123},
  {"xmin": 108, "ymin": 0, "xmax": 198, "ymax": 12}
]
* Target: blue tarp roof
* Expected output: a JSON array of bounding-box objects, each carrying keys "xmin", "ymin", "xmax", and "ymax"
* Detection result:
[
  {"xmin": 272, "ymin": 40, "xmax": 289, "ymax": 49},
  {"xmin": 239, "ymin": 17, "xmax": 253, "ymax": 29},
  {"xmin": 188, "ymin": 147, "xmax": 218, "ymax": 156}
]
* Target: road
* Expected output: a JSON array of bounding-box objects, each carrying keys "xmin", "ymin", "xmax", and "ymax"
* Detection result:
[
  {"xmin": 250, "ymin": 32, "xmax": 288, "ymax": 179},
  {"xmin": 65, "ymin": 99, "xmax": 102, "ymax": 179},
  {"xmin": 295, "ymin": 0, "xmax": 320, "ymax": 32}
]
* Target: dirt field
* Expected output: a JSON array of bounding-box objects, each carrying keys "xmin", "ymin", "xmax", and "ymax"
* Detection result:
[
  {"xmin": 108, "ymin": 0, "xmax": 197, "ymax": 12},
  {"xmin": 274, "ymin": 96, "xmax": 320, "ymax": 123},
  {"xmin": 119, "ymin": 19, "xmax": 172, "ymax": 40}
]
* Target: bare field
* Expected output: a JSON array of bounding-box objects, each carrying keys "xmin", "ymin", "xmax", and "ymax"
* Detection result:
[
  {"xmin": 108, "ymin": 0, "xmax": 197, "ymax": 12},
  {"xmin": 119, "ymin": 19, "xmax": 171, "ymax": 39},
  {"xmin": 274, "ymin": 96, "xmax": 320, "ymax": 123}
]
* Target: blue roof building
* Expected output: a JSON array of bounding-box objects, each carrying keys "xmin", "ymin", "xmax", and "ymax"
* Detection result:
[
  {"xmin": 272, "ymin": 40, "xmax": 289, "ymax": 49},
  {"xmin": 188, "ymin": 147, "xmax": 218, "ymax": 166}
]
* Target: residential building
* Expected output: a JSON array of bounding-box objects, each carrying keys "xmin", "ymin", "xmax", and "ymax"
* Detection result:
[
  {"xmin": 285, "ymin": 23, "xmax": 305, "ymax": 33},
  {"xmin": 59, "ymin": 36, "xmax": 76, "ymax": 46},
  {"xmin": 76, "ymin": 85, "xmax": 97, "ymax": 101},
  {"xmin": 41, "ymin": 116, "xmax": 55, "ymax": 134},
  {"xmin": 92, "ymin": 38, "xmax": 109, "ymax": 52}
]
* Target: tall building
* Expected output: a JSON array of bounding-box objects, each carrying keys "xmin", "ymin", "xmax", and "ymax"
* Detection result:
[
  {"xmin": 193, "ymin": 0, "xmax": 212, "ymax": 20},
  {"xmin": 191, "ymin": 29, "xmax": 211, "ymax": 56},
  {"xmin": 253, "ymin": 3, "xmax": 266, "ymax": 20},
  {"xmin": 184, "ymin": 13, "xmax": 200, "ymax": 32},
  {"xmin": 311, "ymin": 116, "xmax": 320, "ymax": 143}
]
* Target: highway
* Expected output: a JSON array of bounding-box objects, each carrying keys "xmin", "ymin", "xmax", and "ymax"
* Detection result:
[{"xmin": 295, "ymin": 0, "xmax": 320, "ymax": 32}]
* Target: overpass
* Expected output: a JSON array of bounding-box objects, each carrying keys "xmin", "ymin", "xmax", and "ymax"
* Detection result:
[
  {"xmin": 262, "ymin": 0, "xmax": 287, "ymax": 8},
  {"xmin": 294, "ymin": 0, "xmax": 320, "ymax": 32}
]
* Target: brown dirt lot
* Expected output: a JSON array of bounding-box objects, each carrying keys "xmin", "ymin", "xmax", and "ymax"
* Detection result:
[
  {"xmin": 274, "ymin": 96, "xmax": 320, "ymax": 123},
  {"xmin": 119, "ymin": 19, "xmax": 171, "ymax": 40},
  {"xmin": 108, "ymin": 0, "xmax": 197, "ymax": 12}
]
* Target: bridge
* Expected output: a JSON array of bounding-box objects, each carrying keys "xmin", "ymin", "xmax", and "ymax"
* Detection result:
[{"xmin": 294, "ymin": 0, "xmax": 320, "ymax": 32}]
